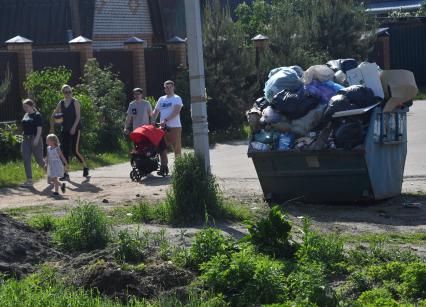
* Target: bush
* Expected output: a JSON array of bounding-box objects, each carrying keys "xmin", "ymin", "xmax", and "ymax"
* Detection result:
[
  {"xmin": 27, "ymin": 214, "xmax": 58, "ymax": 232},
  {"xmin": 296, "ymin": 218, "xmax": 346, "ymax": 276},
  {"xmin": 246, "ymin": 205, "xmax": 296, "ymax": 258},
  {"xmin": 0, "ymin": 123, "xmax": 22, "ymax": 163},
  {"xmin": 187, "ymin": 228, "xmax": 236, "ymax": 271},
  {"xmin": 166, "ymin": 153, "xmax": 223, "ymax": 225},
  {"xmin": 200, "ymin": 246, "xmax": 287, "ymax": 306},
  {"xmin": 114, "ymin": 229, "xmax": 145, "ymax": 264},
  {"xmin": 355, "ymin": 288, "xmax": 399, "ymax": 307},
  {"xmin": 286, "ymin": 262, "xmax": 337, "ymax": 307},
  {"xmin": 53, "ymin": 202, "xmax": 111, "ymax": 251},
  {"xmin": 399, "ymin": 262, "xmax": 426, "ymax": 301}
]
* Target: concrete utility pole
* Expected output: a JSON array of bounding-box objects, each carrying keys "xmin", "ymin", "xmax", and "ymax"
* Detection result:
[{"xmin": 184, "ymin": 0, "xmax": 211, "ymax": 170}]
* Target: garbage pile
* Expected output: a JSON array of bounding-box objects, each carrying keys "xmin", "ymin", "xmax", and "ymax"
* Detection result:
[{"xmin": 247, "ymin": 60, "xmax": 418, "ymax": 151}]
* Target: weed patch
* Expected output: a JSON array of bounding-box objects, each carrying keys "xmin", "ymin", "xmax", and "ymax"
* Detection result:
[{"xmin": 27, "ymin": 214, "xmax": 58, "ymax": 232}]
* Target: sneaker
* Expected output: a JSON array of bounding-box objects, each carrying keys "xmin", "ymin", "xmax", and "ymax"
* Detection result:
[
  {"xmin": 59, "ymin": 173, "xmax": 70, "ymax": 181},
  {"xmin": 157, "ymin": 165, "xmax": 169, "ymax": 177},
  {"xmin": 83, "ymin": 167, "xmax": 89, "ymax": 177},
  {"xmin": 20, "ymin": 180, "xmax": 33, "ymax": 188},
  {"xmin": 52, "ymin": 192, "xmax": 60, "ymax": 196},
  {"xmin": 61, "ymin": 183, "xmax": 66, "ymax": 193}
]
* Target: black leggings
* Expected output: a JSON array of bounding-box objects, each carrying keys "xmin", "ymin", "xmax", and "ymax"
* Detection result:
[{"xmin": 61, "ymin": 129, "xmax": 84, "ymax": 164}]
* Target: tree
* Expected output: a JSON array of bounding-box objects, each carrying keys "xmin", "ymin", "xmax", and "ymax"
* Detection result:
[{"xmin": 203, "ymin": 0, "xmax": 257, "ymax": 131}]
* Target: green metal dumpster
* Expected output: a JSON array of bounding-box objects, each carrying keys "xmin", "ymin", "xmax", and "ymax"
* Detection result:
[{"xmin": 247, "ymin": 106, "xmax": 408, "ymax": 202}]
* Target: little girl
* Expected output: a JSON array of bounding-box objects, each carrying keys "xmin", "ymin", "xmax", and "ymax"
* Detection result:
[{"xmin": 46, "ymin": 134, "xmax": 68, "ymax": 196}]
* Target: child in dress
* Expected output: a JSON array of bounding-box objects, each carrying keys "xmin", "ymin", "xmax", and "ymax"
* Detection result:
[{"xmin": 46, "ymin": 134, "xmax": 67, "ymax": 196}]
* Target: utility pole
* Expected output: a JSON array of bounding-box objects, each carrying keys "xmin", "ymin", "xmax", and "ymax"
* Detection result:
[{"xmin": 184, "ymin": 0, "xmax": 210, "ymax": 170}]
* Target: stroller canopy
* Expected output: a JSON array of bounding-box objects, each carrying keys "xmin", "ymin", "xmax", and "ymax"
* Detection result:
[{"xmin": 130, "ymin": 125, "xmax": 165, "ymax": 147}]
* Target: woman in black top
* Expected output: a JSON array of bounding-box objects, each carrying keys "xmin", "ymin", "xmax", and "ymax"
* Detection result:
[
  {"xmin": 50, "ymin": 85, "xmax": 89, "ymax": 180},
  {"xmin": 20, "ymin": 99, "xmax": 45, "ymax": 187}
]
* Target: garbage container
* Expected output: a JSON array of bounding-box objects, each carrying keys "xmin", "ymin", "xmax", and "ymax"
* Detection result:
[{"xmin": 247, "ymin": 106, "xmax": 408, "ymax": 202}]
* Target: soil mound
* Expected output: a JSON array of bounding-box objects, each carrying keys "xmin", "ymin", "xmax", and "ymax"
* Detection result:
[
  {"xmin": 73, "ymin": 261, "xmax": 194, "ymax": 301},
  {"xmin": 0, "ymin": 213, "xmax": 63, "ymax": 277}
]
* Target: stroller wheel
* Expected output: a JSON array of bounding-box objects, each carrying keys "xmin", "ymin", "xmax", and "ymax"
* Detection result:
[{"xmin": 130, "ymin": 169, "xmax": 140, "ymax": 181}]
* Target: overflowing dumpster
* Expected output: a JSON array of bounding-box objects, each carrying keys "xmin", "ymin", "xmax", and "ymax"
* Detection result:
[{"xmin": 246, "ymin": 62, "xmax": 417, "ymax": 203}]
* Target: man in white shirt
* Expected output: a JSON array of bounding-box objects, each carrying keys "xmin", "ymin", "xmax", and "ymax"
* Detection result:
[{"xmin": 152, "ymin": 80, "xmax": 183, "ymax": 158}]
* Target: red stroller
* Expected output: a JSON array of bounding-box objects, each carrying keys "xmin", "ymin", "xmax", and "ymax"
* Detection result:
[{"xmin": 129, "ymin": 124, "xmax": 168, "ymax": 181}]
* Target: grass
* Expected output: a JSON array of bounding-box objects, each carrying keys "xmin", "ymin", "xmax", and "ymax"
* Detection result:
[
  {"xmin": 341, "ymin": 232, "xmax": 426, "ymax": 245},
  {"xmin": 415, "ymin": 87, "xmax": 426, "ymax": 100},
  {"xmin": 0, "ymin": 151, "xmax": 129, "ymax": 189},
  {"xmin": 1, "ymin": 204, "xmax": 63, "ymax": 221}
]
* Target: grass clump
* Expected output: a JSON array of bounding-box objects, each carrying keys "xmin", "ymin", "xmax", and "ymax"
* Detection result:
[
  {"xmin": 53, "ymin": 202, "xmax": 111, "ymax": 251},
  {"xmin": 200, "ymin": 246, "xmax": 287, "ymax": 306},
  {"xmin": 27, "ymin": 214, "xmax": 58, "ymax": 232},
  {"xmin": 129, "ymin": 202, "xmax": 171, "ymax": 224},
  {"xmin": 165, "ymin": 153, "xmax": 223, "ymax": 225},
  {"xmin": 114, "ymin": 229, "xmax": 146, "ymax": 264}
]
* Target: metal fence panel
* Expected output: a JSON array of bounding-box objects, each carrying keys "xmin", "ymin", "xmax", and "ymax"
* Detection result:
[{"xmin": 0, "ymin": 52, "xmax": 20, "ymax": 122}]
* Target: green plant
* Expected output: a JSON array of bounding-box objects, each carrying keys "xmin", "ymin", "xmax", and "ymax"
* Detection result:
[
  {"xmin": 187, "ymin": 228, "xmax": 236, "ymax": 271},
  {"xmin": 399, "ymin": 262, "xmax": 426, "ymax": 301},
  {"xmin": 166, "ymin": 153, "xmax": 224, "ymax": 225},
  {"xmin": 53, "ymin": 202, "xmax": 111, "ymax": 251},
  {"xmin": 246, "ymin": 205, "xmax": 296, "ymax": 258},
  {"xmin": 200, "ymin": 246, "xmax": 287, "ymax": 306},
  {"xmin": 286, "ymin": 262, "xmax": 337, "ymax": 307},
  {"xmin": 114, "ymin": 229, "xmax": 145, "ymax": 264},
  {"xmin": 0, "ymin": 123, "xmax": 22, "ymax": 163},
  {"xmin": 27, "ymin": 214, "xmax": 58, "ymax": 232},
  {"xmin": 130, "ymin": 201, "xmax": 171, "ymax": 224},
  {"xmin": 296, "ymin": 218, "xmax": 346, "ymax": 276},
  {"xmin": 355, "ymin": 288, "xmax": 399, "ymax": 307}
]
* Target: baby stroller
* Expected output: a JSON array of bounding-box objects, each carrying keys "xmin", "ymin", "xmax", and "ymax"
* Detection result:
[{"xmin": 129, "ymin": 124, "xmax": 168, "ymax": 181}]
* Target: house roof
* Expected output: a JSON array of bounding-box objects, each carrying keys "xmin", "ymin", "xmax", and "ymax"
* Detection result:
[{"xmin": 366, "ymin": 0, "xmax": 423, "ymax": 14}]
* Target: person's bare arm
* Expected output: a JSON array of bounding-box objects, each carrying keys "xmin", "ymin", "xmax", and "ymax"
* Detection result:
[
  {"xmin": 33, "ymin": 126, "xmax": 42, "ymax": 146},
  {"xmin": 162, "ymin": 105, "xmax": 182, "ymax": 123},
  {"xmin": 70, "ymin": 100, "xmax": 81, "ymax": 135},
  {"xmin": 57, "ymin": 148, "xmax": 68, "ymax": 171},
  {"xmin": 124, "ymin": 113, "xmax": 132, "ymax": 133}
]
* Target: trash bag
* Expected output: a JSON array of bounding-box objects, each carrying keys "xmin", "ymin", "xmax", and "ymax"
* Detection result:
[
  {"xmin": 254, "ymin": 129, "xmax": 279, "ymax": 144},
  {"xmin": 260, "ymin": 106, "xmax": 281, "ymax": 124},
  {"xmin": 290, "ymin": 65, "xmax": 304, "ymax": 78},
  {"xmin": 246, "ymin": 108, "xmax": 262, "ymax": 133},
  {"xmin": 337, "ymin": 85, "xmax": 378, "ymax": 108},
  {"xmin": 264, "ymin": 67, "xmax": 304, "ymax": 102},
  {"xmin": 326, "ymin": 59, "xmax": 358, "ymax": 73},
  {"xmin": 277, "ymin": 132, "xmax": 295, "ymax": 151},
  {"xmin": 334, "ymin": 70, "xmax": 347, "ymax": 85},
  {"xmin": 323, "ymin": 94, "xmax": 357, "ymax": 121},
  {"xmin": 305, "ymin": 80, "xmax": 341, "ymax": 105},
  {"xmin": 272, "ymin": 89, "xmax": 320, "ymax": 120},
  {"xmin": 346, "ymin": 62, "xmax": 384, "ymax": 99},
  {"xmin": 304, "ymin": 65, "xmax": 335, "ymax": 84},
  {"xmin": 254, "ymin": 97, "xmax": 269, "ymax": 111},
  {"xmin": 334, "ymin": 121, "xmax": 365, "ymax": 149}
]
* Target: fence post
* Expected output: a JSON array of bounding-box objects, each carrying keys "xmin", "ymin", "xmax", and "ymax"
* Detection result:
[
  {"xmin": 380, "ymin": 36, "xmax": 390, "ymax": 70},
  {"xmin": 5, "ymin": 35, "xmax": 33, "ymax": 98},
  {"xmin": 166, "ymin": 36, "xmax": 187, "ymax": 69},
  {"xmin": 124, "ymin": 37, "xmax": 146, "ymax": 94},
  {"xmin": 69, "ymin": 36, "xmax": 93, "ymax": 75}
]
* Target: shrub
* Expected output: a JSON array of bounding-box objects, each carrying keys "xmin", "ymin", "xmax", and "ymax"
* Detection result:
[
  {"xmin": 355, "ymin": 288, "xmax": 399, "ymax": 307},
  {"xmin": 200, "ymin": 246, "xmax": 287, "ymax": 306},
  {"xmin": 27, "ymin": 214, "xmax": 58, "ymax": 232},
  {"xmin": 286, "ymin": 262, "xmax": 337, "ymax": 307},
  {"xmin": 53, "ymin": 202, "xmax": 111, "ymax": 251},
  {"xmin": 130, "ymin": 202, "xmax": 171, "ymax": 224},
  {"xmin": 399, "ymin": 262, "xmax": 426, "ymax": 301},
  {"xmin": 187, "ymin": 228, "xmax": 236, "ymax": 271},
  {"xmin": 114, "ymin": 229, "xmax": 145, "ymax": 264},
  {"xmin": 246, "ymin": 205, "xmax": 296, "ymax": 258},
  {"xmin": 166, "ymin": 153, "xmax": 223, "ymax": 225},
  {"xmin": 296, "ymin": 218, "xmax": 346, "ymax": 276},
  {"xmin": 0, "ymin": 123, "xmax": 22, "ymax": 163}
]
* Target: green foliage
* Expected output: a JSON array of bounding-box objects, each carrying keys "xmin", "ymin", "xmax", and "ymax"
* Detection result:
[
  {"xmin": 286, "ymin": 262, "xmax": 337, "ymax": 306},
  {"xmin": 295, "ymin": 218, "xmax": 346, "ymax": 276},
  {"xmin": 129, "ymin": 202, "xmax": 171, "ymax": 224},
  {"xmin": 399, "ymin": 262, "xmax": 426, "ymax": 301},
  {"xmin": 0, "ymin": 123, "xmax": 22, "ymax": 162},
  {"xmin": 166, "ymin": 153, "xmax": 223, "ymax": 225},
  {"xmin": 0, "ymin": 64, "xmax": 11, "ymax": 104},
  {"xmin": 27, "ymin": 214, "xmax": 58, "ymax": 232},
  {"xmin": 187, "ymin": 228, "xmax": 236, "ymax": 271},
  {"xmin": 235, "ymin": 0, "xmax": 272, "ymax": 41},
  {"xmin": 115, "ymin": 229, "xmax": 145, "ymax": 263},
  {"xmin": 174, "ymin": 70, "xmax": 192, "ymax": 134},
  {"xmin": 246, "ymin": 205, "xmax": 296, "ymax": 258},
  {"xmin": 200, "ymin": 246, "xmax": 287, "ymax": 306},
  {"xmin": 355, "ymin": 288, "xmax": 399, "ymax": 307},
  {"xmin": 77, "ymin": 59, "xmax": 127, "ymax": 152},
  {"xmin": 24, "ymin": 66, "xmax": 71, "ymax": 123},
  {"xmin": 203, "ymin": 0, "xmax": 257, "ymax": 131},
  {"xmin": 73, "ymin": 93, "xmax": 101, "ymax": 152},
  {"xmin": 53, "ymin": 202, "xmax": 111, "ymax": 251}
]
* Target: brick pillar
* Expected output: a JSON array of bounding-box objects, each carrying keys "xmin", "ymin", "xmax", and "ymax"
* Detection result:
[
  {"xmin": 69, "ymin": 36, "xmax": 93, "ymax": 74},
  {"xmin": 166, "ymin": 36, "xmax": 187, "ymax": 69},
  {"xmin": 5, "ymin": 35, "xmax": 33, "ymax": 98},
  {"xmin": 124, "ymin": 36, "xmax": 147, "ymax": 94}
]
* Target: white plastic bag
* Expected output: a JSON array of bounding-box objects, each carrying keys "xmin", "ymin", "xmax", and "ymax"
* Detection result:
[{"xmin": 346, "ymin": 62, "xmax": 384, "ymax": 99}]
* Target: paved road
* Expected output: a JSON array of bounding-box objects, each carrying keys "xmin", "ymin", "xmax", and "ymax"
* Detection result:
[{"xmin": 0, "ymin": 101, "xmax": 425, "ymax": 209}]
